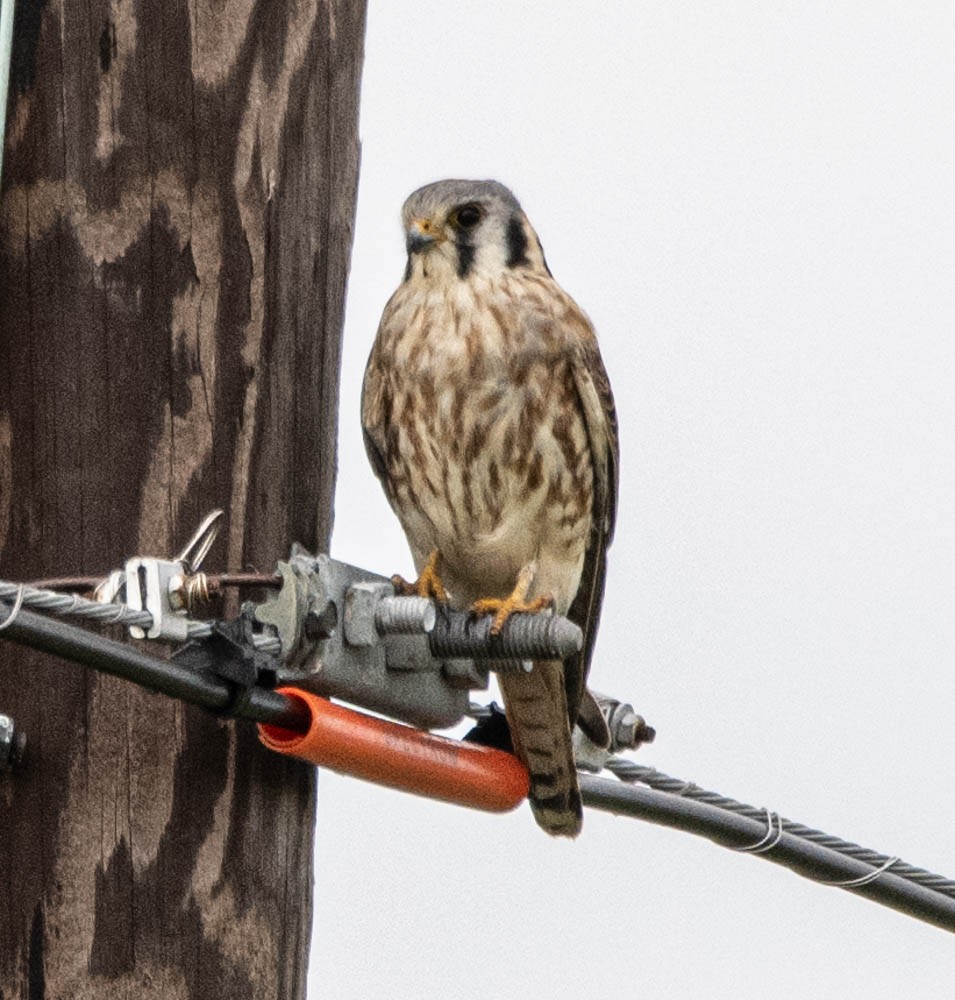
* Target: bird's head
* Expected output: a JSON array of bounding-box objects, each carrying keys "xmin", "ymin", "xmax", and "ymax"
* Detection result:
[{"xmin": 400, "ymin": 179, "xmax": 550, "ymax": 283}]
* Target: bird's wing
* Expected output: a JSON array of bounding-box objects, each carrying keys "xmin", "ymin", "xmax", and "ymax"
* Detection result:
[
  {"xmin": 564, "ymin": 317, "xmax": 620, "ymax": 737},
  {"xmin": 499, "ymin": 312, "xmax": 617, "ymax": 833},
  {"xmin": 360, "ymin": 320, "xmax": 393, "ymax": 495}
]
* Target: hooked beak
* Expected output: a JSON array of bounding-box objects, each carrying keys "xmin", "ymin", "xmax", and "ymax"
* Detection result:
[{"xmin": 406, "ymin": 217, "xmax": 442, "ymax": 254}]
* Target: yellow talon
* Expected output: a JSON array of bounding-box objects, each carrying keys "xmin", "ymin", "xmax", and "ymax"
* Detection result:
[
  {"xmin": 471, "ymin": 563, "xmax": 554, "ymax": 636},
  {"xmin": 391, "ymin": 549, "xmax": 448, "ymax": 604}
]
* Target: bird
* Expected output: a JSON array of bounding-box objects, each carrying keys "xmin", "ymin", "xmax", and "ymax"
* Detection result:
[{"xmin": 361, "ymin": 179, "xmax": 618, "ymax": 836}]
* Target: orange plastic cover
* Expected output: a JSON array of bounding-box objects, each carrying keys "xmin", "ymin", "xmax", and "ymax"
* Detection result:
[{"xmin": 258, "ymin": 688, "xmax": 530, "ymax": 813}]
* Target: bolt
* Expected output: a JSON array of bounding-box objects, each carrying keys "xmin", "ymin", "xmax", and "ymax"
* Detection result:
[
  {"xmin": 375, "ymin": 595, "xmax": 436, "ymax": 636},
  {"xmin": 430, "ymin": 610, "xmax": 582, "ymax": 660},
  {"xmin": 610, "ymin": 706, "xmax": 656, "ymax": 751}
]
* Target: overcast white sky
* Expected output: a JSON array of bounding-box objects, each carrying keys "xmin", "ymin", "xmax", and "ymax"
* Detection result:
[{"xmin": 313, "ymin": 4, "xmax": 955, "ymax": 997}]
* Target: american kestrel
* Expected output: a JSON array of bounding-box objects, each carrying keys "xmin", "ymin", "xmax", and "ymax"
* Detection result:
[{"xmin": 361, "ymin": 179, "xmax": 618, "ymax": 836}]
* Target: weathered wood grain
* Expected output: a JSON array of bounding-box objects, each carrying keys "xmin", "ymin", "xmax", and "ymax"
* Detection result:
[{"xmin": 0, "ymin": 1, "xmax": 365, "ymax": 996}]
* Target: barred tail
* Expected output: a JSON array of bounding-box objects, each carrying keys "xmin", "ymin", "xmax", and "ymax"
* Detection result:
[{"xmin": 498, "ymin": 660, "xmax": 583, "ymax": 837}]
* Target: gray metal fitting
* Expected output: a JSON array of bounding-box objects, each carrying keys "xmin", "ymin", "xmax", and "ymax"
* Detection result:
[
  {"xmin": 286, "ymin": 556, "xmax": 468, "ymax": 729},
  {"xmin": 430, "ymin": 610, "xmax": 582, "ymax": 661},
  {"xmin": 374, "ymin": 595, "xmax": 436, "ymax": 636},
  {"xmin": 344, "ymin": 587, "xmax": 437, "ymax": 648},
  {"xmin": 254, "ymin": 553, "xmax": 328, "ymax": 664},
  {"xmin": 0, "ymin": 714, "xmax": 26, "ymax": 769},
  {"xmin": 343, "ymin": 582, "xmax": 390, "ymax": 647},
  {"xmin": 606, "ymin": 701, "xmax": 656, "ymax": 751},
  {"xmin": 125, "ymin": 557, "xmax": 191, "ymax": 641}
]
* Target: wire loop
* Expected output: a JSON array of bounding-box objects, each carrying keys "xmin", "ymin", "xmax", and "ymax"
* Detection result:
[
  {"xmin": 105, "ymin": 602, "xmax": 129, "ymax": 624},
  {"xmin": 732, "ymin": 808, "xmax": 784, "ymax": 854},
  {"xmin": 177, "ymin": 509, "xmax": 224, "ymax": 574},
  {"xmin": 823, "ymin": 856, "xmax": 900, "ymax": 887},
  {"xmin": 0, "ymin": 585, "xmax": 25, "ymax": 632}
]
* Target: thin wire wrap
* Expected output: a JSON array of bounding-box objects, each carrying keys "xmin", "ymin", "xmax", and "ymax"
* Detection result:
[
  {"xmin": 730, "ymin": 808, "xmax": 784, "ymax": 855},
  {"xmin": 600, "ymin": 758, "xmax": 955, "ymax": 901},
  {"xmin": 822, "ymin": 856, "xmax": 900, "ymax": 888},
  {"xmin": 579, "ymin": 770, "xmax": 955, "ymax": 934},
  {"xmin": 0, "ymin": 585, "xmax": 24, "ymax": 631}
]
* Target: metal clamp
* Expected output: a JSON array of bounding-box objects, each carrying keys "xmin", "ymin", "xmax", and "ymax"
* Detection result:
[
  {"xmin": 125, "ymin": 557, "xmax": 191, "ymax": 640},
  {"xmin": 254, "ymin": 552, "xmax": 465, "ymax": 729},
  {"xmin": 82, "ymin": 521, "xmax": 654, "ymax": 747},
  {"xmin": 247, "ymin": 549, "xmax": 648, "ymax": 741},
  {"xmin": 95, "ymin": 511, "xmax": 225, "ymax": 642}
]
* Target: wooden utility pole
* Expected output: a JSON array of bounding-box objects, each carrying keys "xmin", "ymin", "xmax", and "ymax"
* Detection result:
[{"xmin": 0, "ymin": 2, "xmax": 365, "ymax": 996}]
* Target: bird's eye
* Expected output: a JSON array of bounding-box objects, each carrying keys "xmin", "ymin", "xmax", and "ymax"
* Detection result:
[{"xmin": 453, "ymin": 203, "xmax": 483, "ymax": 229}]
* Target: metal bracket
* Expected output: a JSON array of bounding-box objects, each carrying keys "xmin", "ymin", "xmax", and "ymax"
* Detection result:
[
  {"xmin": 125, "ymin": 557, "xmax": 191, "ymax": 640},
  {"xmin": 96, "ymin": 510, "xmax": 225, "ymax": 641},
  {"xmin": 0, "ymin": 500, "xmax": 655, "ymax": 763},
  {"xmin": 254, "ymin": 551, "xmax": 468, "ymax": 729},
  {"xmin": 246, "ymin": 549, "xmax": 653, "ymax": 745},
  {"xmin": 82, "ymin": 513, "xmax": 654, "ymax": 746}
]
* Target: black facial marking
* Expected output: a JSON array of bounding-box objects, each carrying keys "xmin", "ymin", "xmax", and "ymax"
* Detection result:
[
  {"xmin": 506, "ymin": 214, "xmax": 530, "ymax": 268},
  {"xmin": 456, "ymin": 236, "xmax": 476, "ymax": 278},
  {"xmin": 403, "ymin": 255, "xmax": 412, "ymax": 282}
]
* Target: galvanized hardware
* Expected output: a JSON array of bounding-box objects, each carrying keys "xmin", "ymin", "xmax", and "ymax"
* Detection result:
[
  {"xmin": 430, "ymin": 609, "xmax": 581, "ymax": 660},
  {"xmin": 343, "ymin": 581, "xmax": 395, "ymax": 647},
  {"xmin": 375, "ymin": 595, "xmax": 436, "ymax": 636},
  {"xmin": 0, "ymin": 714, "xmax": 26, "ymax": 769},
  {"xmin": 573, "ymin": 693, "xmax": 656, "ymax": 772},
  {"xmin": 600, "ymin": 696, "xmax": 656, "ymax": 752},
  {"xmin": 125, "ymin": 557, "xmax": 191, "ymax": 641},
  {"xmin": 249, "ymin": 552, "xmax": 595, "ymax": 730},
  {"xmin": 256, "ymin": 553, "xmax": 465, "ymax": 729},
  {"xmin": 253, "ymin": 553, "xmax": 326, "ymax": 667},
  {"xmin": 1, "ymin": 532, "xmax": 650, "ymax": 752},
  {"xmin": 304, "ymin": 600, "xmax": 338, "ymax": 641},
  {"xmin": 93, "ymin": 569, "xmax": 125, "ymax": 605},
  {"xmin": 344, "ymin": 586, "xmax": 436, "ymax": 648},
  {"xmin": 94, "ymin": 509, "xmax": 226, "ymax": 640},
  {"xmin": 167, "ymin": 510, "xmax": 224, "ymax": 612}
]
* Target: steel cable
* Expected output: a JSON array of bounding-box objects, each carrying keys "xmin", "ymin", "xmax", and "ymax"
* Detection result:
[
  {"xmin": 3, "ymin": 584, "xmax": 955, "ymax": 932},
  {"xmin": 601, "ymin": 758, "xmax": 955, "ymax": 901},
  {"xmin": 0, "ymin": 579, "xmax": 281, "ymax": 653}
]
